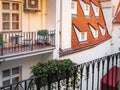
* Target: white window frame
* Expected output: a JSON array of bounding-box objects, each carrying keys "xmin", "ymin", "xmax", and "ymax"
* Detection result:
[
  {"xmin": 71, "ymin": 1, "xmax": 77, "ymax": 15},
  {"xmin": 73, "ymin": 25, "xmax": 87, "ymax": 42},
  {"xmin": 99, "ymin": 25, "xmax": 106, "ymax": 36},
  {"xmin": 79, "ymin": 0, "xmax": 90, "ymax": 16},
  {"xmin": 2, "ymin": 66, "xmax": 22, "ymax": 87},
  {"xmin": 1, "ymin": 1, "xmax": 22, "ymax": 32},
  {"xmin": 91, "ymin": 2, "xmax": 99, "ymax": 17},
  {"xmin": 79, "ymin": 32, "xmax": 87, "ymax": 42},
  {"xmin": 89, "ymin": 25, "xmax": 98, "ymax": 39}
]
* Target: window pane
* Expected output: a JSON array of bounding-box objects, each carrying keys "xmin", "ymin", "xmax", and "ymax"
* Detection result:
[
  {"xmin": 12, "ymin": 77, "xmax": 19, "ymax": 84},
  {"xmin": 2, "ymin": 2, "xmax": 10, "ymax": 10},
  {"xmin": 3, "ymin": 13, "xmax": 10, "ymax": 21},
  {"xmin": 12, "ymin": 67, "xmax": 19, "ymax": 75},
  {"xmin": 81, "ymin": 33, "xmax": 85, "ymax": 40},
  {"xmin": 12, "ymin": 22, "xmax": 19, "ymax": 29},
  {"xmin": 3, "ymin": 79, "xmax": 10, "ymax": 86},
  {"xmin": 2, "ymin": 69, "xmax": 10, "ymax": 78},
  {"xmin": 12, "ymin": 3, "xmax": 19, "ymax": 10},
  {"xmin": 12, "ymin": 14, "xmax": 19, "ymax": 21},
  {"xmin": 3, "ymin": 22, "xmax": 10, "ymax": 30}
]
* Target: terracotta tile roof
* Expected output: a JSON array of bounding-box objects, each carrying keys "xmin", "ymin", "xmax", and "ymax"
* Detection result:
[
  {"xmin": 91, "ymin": 0, "xmax": 100, "ymax": 6},
  {"xmin": 60, "ymin": 0, "xmax": 111, "ymax": 56},
  {"xmin": 99, "ymin": 0, "xmax": 111, "ymax": 2},
  {"xmin": 82, "ymin": 0, "xmax": 90, "ymax": 4},
  {"xmin": 114, "ymin": 1, "xmax": 120, "ymax": 16},
  {"xmin": 113, "ymin": 11, "xmax": 120, "ymax": 23},
  {"xmin": 113, "ymin": 2, "xmax": 120, "ymax": 23}
]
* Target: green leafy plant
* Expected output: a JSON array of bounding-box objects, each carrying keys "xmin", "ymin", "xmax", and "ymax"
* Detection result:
[
  {"xmin": 0, "ymin": 33, "xmax": 3, "ymax": 46},
  {"xmin": 37, "ymin": 29, "xmax": 48, "ymax": 36},
  {"xmin": 31, "ymin": 59, "xmax": 80, "ymax": 89}
]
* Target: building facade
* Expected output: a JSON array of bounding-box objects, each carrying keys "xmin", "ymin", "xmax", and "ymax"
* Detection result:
[{"xmin": 0, "ymin": 0, "xmax": 120, "ymax": 88}]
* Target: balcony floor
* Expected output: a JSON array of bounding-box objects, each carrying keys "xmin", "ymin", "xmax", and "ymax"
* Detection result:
[{"xmin": 0, "ymin": 44, "xmax": 55, "ymax": 57}]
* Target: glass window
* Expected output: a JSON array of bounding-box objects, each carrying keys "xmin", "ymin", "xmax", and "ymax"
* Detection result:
[
  {"xmin": 2, "ymin": 2, "xmax": 10, "ymax": 10},
  {"xmin": 3, "ymin": 13, "xmax": 10, "ymax": 21},
  {"xmin": 12, "ymin": 77, "xmax": 19, "ymax": 84},
  {"xmin": 12, "ymin": 14, "xmax": 19, "ymax": 21},
  {"xmin": 12, "ymin": 67, "xmax": 19, "ymax": 75},
  {"xmin": 3, "ymin": 80, "xmax": 10, "ymax": 86},
  {"xmin": 2, "ymin": 1, "xmax": 21, "ymax": 31},
  {"xmin": 12, "ymin": 3, "xmax": 19, "ymax": 10},
  {"xmin": 3, "ymin": 69, "xmax": 10, "ymax": 78}
]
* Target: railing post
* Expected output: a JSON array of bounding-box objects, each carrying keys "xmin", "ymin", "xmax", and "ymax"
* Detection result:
[
  {"xmin": 0, "ymin": 34, "xmax": 3, "ymax": 56},
  {"xmin": 101, "ymin": 59, "xmax": 105, "ymax": 90},
  {"xmin": 80, "ymin": 65, "xmax": 84, "ymax": 90},
  {"xmin": 97, "ymin": 60, "xmax": 100, "ymax": 90},
  {"xmin": 106, "ymin": 56, "xmax": 110, "ymax": 90},
  {"xmin": 86, "ymin": 63, "xmax": 90, "ymax": 90},
  {"xmin": 31, "ymin": 32, "xmax": 33, "ymax": 51},
  {"xmin": 66, "ymin": 69, "xmax": 69, "ymax": 90},
  {"xmin": 73, "ymin": 66, "xmax": 77, "ymax": 90},
  {"xmin": 111, "ymin": 56, "xmax": 114, "ymax": 89},
  {"xmin": 36, "ymin": 76, "xmax": 41, "ymax": 90},
  {"xmin": 92, "ymin": 61, "xmax": 95, "ymax": 90},
  {"xmin": 25, "ymin": 80, "xmax": 27, "ymax": 90},
  {"xmin": 115, "ymin": 54, "xmax": 118, "ymax": 88},
  {"xmin": 48, "ymin": 73, "xmax": 51, "ymax": 90},
  {"xmin": 57, "ymin": 79, "xmax": 60, "ymax": 90}
]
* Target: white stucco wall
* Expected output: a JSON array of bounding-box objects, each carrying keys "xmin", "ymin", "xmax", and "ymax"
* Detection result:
[
  {"xmin": 60, "ymin": 0, "xmax": 72, "ymax": 50},
  {"xmin": 111, "ymin": 24, "xmax": 120, "ymax": 53},
  {"xmin": 100, "ymin": 1, "xmax": 113, "ymax": 34},
  {"xmin": 60, "ymin": 40, "xmax": 112, "ymax": 64},
  {"xmin": 0, "ymin": 53, "xmax": 53, "ymax": 87},
  {"xmin": 0, "ymin": 0, "xmax": 58, "ymax": 32}
]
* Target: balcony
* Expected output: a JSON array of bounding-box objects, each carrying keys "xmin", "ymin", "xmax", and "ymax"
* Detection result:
[
  {"xmin": 0, "ymin": 52, "xmax": 120, "ymax": 90},
  {"xmin": 0, "ymin": 30, "xmax": 55, "ymax": 60}
]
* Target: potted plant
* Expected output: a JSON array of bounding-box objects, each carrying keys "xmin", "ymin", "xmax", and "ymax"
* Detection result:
[{"xmin": 37, "ymin": 29, "xmax": 48, "ymax": 45}]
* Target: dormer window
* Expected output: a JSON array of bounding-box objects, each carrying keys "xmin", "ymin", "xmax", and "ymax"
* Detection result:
[
  {"xmin": 91, "ymin": 2, "xmax": 99, "ymax": 17},
  {"xmin": 79, "ymin": 0, "xmax": 90, "ymax": 16},
  {"xmin": 71, "ymin": 1, "xmax": 77, "ymax": 15},
  {"xmin": 79, "ymin": 32, "xmax": 87, "ymax": 42},
  {"xmin": 89, "ymin": 25, "xmax": 98, "ymax": 39},
  {"xmin": 99, "ymin": 25, "xmax": 106, "ymax": 36},
  {"xmin": 73, "ymin": 25, "xmax": 87, "ymax": 42}
]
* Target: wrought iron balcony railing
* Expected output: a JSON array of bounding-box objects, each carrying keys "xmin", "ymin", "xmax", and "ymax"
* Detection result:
[
  {"xmin": 0, "ymin": 52, "xmax": 120, "ymax": 90},
  {"xmin": 0, "ymin": 30, "xmax": 55, "ymax": 57}
]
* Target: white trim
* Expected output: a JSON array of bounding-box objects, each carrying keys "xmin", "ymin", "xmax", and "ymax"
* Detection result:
[
  {"xmin": 73, "ymin": 25, "xmax": 87, "ymax": 42},
  {"xmin": 79, "ymin": 0, "xmax": 90, "ymax": 16},
  {"xmin": 99, "ymin": 25, "xmax": 106, "ymax": 36},
  {"xmin": 71, "ymin": 1, "xmax": 77, "ymax": 15},
  {"xmin": 89, "ymin": 25, "xmax": 98, "ymax": 38},
  {"xmin": 91, "ymin": 2, "xmax": 99, "ymax": 17}
]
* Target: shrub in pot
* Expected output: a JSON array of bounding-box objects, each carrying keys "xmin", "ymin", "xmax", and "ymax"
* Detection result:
[
  {"xmin": 37, "ymin": 30, "xmax": 48, "ymax": 45},
  {"xmin": 30, "ymin": 59, "xmax": 80, "ymax": 89}
]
